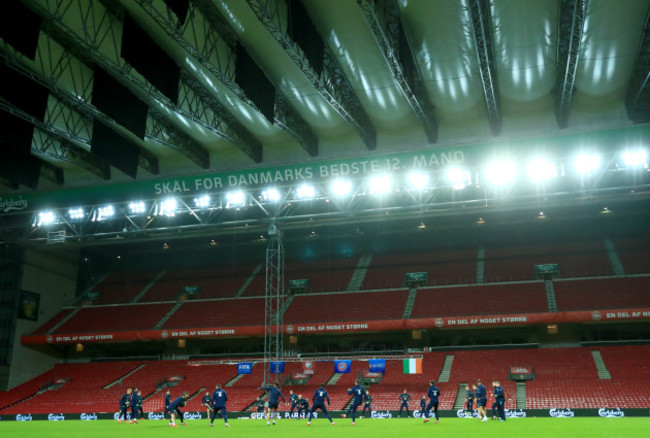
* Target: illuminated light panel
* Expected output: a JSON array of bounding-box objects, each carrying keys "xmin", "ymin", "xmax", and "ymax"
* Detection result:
[
  {"xmin": 527, "ymin": 158, "xmax": 557, "ymax": 182},
  {"xmin": 38, "ymin": 211, "xmax": 55, "ymax": 226},
  {"xmin": 622, "ymin": 149, "xmax": 648, "ymax": 167},
  {"xmin": 226, "ymin": 191, "xmax": 246, "ymax": 208},
  {"xmin": 407, "ymin": 171, "xmax": 430, "ymax": 190},
  {"xmin": 368, "ymin": 174, "xmax": 393, "ymax": 195},
  {"xmin": 330, "ymin": 179, "xmax": 352, "ymax": 197},
  {"xmin": 194, "ymin": 195, "xmax": 211, "ymax": 208},
  {"xmin": 485, "ymin": 160, "xmax": 517, "ymax": 186},
  {"xmin": 160, "ymin": 198, "xmax": 177, "ymax": 217},
  {"xmin": 97, "ymin": 205, "xmax": 115, "ymax": 221},
  {"xmin": 129, "ymin": 201, "xmax": 146, "ymax": 214},
  {"xmin": 574, "ymin": 154, "xmax": 601, "ymax": 175},
  {"xmin": 446, "ymin": 167, "xmax": 470, "ymax": 190},
  {"xmin": 262, "ymin": 188, "xmax": 281, "ymax": 202},
  {"xmin": 296, "ymin": 184, "xmax": 316, "ymax": 200},
  {"xmin": 68, "ymin": 208, "xmax": 84, "ymax": 220}
]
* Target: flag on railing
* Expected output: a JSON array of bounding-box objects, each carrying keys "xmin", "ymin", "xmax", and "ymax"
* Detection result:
[
  {"xmin": 270, "ymin": 361, "xmax": 285, "ymax": 374},
  {"xmin": 334, "ymin": 360, "xmax": 351, "ymax": 373},
  {"xmin": 368, "ymin": 359, "xmax": 386, "ymax": 373},
  {"xmin": 403, "ymin": 358, "xmax": 422, "ymax": 374}
]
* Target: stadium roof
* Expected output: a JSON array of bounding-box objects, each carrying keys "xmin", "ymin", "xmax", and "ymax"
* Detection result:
[{"xmin": 1, "ymin": 0, "xmax": 649, "ymax": 190}]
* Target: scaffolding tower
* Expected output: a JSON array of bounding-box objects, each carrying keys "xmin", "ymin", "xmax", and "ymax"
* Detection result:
[{"xmin": 263, "ymin": 222, "xmax": 284, "ymax": 386}]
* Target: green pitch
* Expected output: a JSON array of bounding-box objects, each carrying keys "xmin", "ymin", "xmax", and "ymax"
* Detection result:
[{"xmin": 2, "ymin": 417, "xmax": 649, "ymax": 438}]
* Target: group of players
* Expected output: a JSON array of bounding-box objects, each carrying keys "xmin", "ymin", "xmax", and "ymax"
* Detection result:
[{"xmin": 117, "ymin": 377, "xmax": 506, "ymax": 427}]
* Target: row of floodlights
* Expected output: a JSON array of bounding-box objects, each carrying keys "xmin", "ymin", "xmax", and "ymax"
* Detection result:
[{"xmin": 34, "ymin": 150, "xmax": 647, "ymax": 226}]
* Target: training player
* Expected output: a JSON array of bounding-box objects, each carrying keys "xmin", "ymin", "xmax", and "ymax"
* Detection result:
[
  {"xmin": 475, "ymin": 380, "xmax": 488, "ymax": 422},
  {"xmin": 398, "ymin": 389, "xmax": 411, "ymax": 418},
  {"xmin": 254, "ymin": 396, "xmax": 265, "ymax": 415},
  {"xmin": 342, "ymin": 379, "xmax": 366, "ymax": 424},
  {"xmin": 210, "ymin": 384, "xmax": 230, "ymax": 427},
  {"xmin": 297, "ymin": 394, "xmax": 309, "ymax": 419},
  {"xmin": 117, "ymin": 388, "xmax": 132, "ymax": 423},
  {"xmin": 423, "ymin": 380, "xmax": 440, "ymax": 423},
  {"xmin": 361, "ymin": 390, "xmax": 373, "ymax": 418},
  {"xmin": 260, "ymin": 382, "xmax": 286, "ymax": 426},
  {"xmin": 307, "ymin": 384, "xmax": 335, "ymax": 426},
  {"xmin": 289, "ymin": 390, "xmax": 299, "ymax": 416},
  {"xmin": 420, "ymin": 395, "xmax": 427, "ymax": 418},
  {"xmin": 164, "ymin": 390, "xmax": 172, "ymax": 419},
  {"xmin": 465, "ymin": 384, "xmax": 474, "ymax": 417},
  {"xmin": 136, "ymin": 389, "xmax": 144, "ymax": 420},
  {"xmin": 130, "ymin": 387, "xmax": 139, "ymax": 423},
  {"xmin": 167, "ymin": 391, "xmax": 189, "ymax": 427},
  {"xmin": 493, "ymin": 381, "xmax": 506, "ymax": 422},
  {"xmin": 202, "ymin": 391, "xmax": 213, "ymax": 420}
]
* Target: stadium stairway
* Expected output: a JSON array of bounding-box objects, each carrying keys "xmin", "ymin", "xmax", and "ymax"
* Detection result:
[
  {"xmin": 47, "ymin": 307, "xmax": 81, "ymax": 334},
  {"xmin": 591, "ymin": 350, "xmax": 612, "ymax": 379},
  {"xmin": 437, "ymin": 355, "xmax": 454, "ymax": 383},
  {"xmin": 103, "ymin": 363, "xmax": 147, "ymax": 389},
  {"xmin": 326, "ymin": 372, "xmax": 343, "ymax": 385},
  {"xmin": 476, "ymin": 247, "xmax": 485, "ymax": 283},
  {"xmin": 516, "ymin": 382, "xmax": 527, "ymax": 409},
  {"xmin": 347, "ymin": 253, "xmax": 373, "ymax": 291},
  {"xmin": 604, "ymin": 238, "xmax": 626, "ymax": 276},
  {"xmin": 453, "ymin": 383, "xmax": 468, "ymax": 409},
  {"xmin": 131, "ymin": 269, "xmax": 167, "ymax": 303},
  {"xmin": 155, "ymin": 301, "xmax": 184, "ymax": 329},
  {"xmin": 235, "ymin": 263, "xmax": 263, "ymax": 298},
  {"xmin": 544, "ymin": 280, "xmax": 557, "ymax": 312},
  {"xmin": 225, "ymin": 369, "xmax": 249, "ymax": 387},
  {"xmin": 402, "ymin": 287, "xmax": 418, "ymax": 319}
]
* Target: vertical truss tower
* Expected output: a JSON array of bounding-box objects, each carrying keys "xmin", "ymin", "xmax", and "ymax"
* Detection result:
[{"xmin": 263, "ymin": 222, "xmax": 284, "ymax": 386}]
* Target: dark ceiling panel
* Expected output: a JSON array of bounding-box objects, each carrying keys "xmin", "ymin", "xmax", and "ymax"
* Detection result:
[
  {"xmin": 0, "ymin": 112, "xmax": 42, "ymax": 189},
  {"xmin": 287, "ymin": 0, "xmax": 324, "ymax": 76},
  {"xmin": 0, "ymin": 64, "xmax": 49, "ymax": 121},
  {"xmin": 121, "ymin": 14, "xmax": 180, "ymax": 104},
  {"xmin": 92, "ymin": 67, "xmax": 148, "ymax": 139},
  {"xmin": 162, "ymin": 0, "xmax": 189, "ymax": 25},
  {"xmin": 235, "ymin": 42, "xmax": 276, "ymax": 123},
  {"xmin": 91, "ymin": 121, "xmax": 140, "ymax": 179},
  {"xmin": 0, "ymin": 2, "xmax": 41, "ymax": 60}
]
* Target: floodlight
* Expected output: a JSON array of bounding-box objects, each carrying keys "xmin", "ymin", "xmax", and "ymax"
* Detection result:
[
  {"xmin": 527, "ymin": 158, "xmax": 557, "ymax": 182},
  {"xmin": 330, "ymin": 179, "xmax": 352, "ymax": 197},
  {"xmin": 407, "ymin": 171, "xmax": 430, "ymax": 190},
  {"xmin": 226, "ymin": 191, "xmax": 246, "ymax": 208},
  {"xmin": 159, "ymin": 198, "xmax": 177, "ymax": 217},
  {"xmin": 296, "ymin": 184, "xmax": 316, "ymax": 199},
  {"xmin": 621, "ymin": 149, "xmax": 648, "ymax": 167},
  {"xmin": 485, "ymin": 160, "xmax": 517, "ymax": 186},
  {"xmin": 574, "ymin": 154, "xmax": 601, "ymax": 175},
  {"xmin": 194, "ymin": 195, "xmax": 211, "ymax": 208},
  {"xmin": 38, "ymin": 211, "xmax": 56, "ymax": 226},
  {"xmin": 96, "ymin": 205, "xmax": 115, "ymax": 221},
  {"xmin": 68, "ymin": 208, "xmax": 84, "ymax": 220},
  {"xmin": 446, "ymin": 167, "xmax": 470, "ymax": 190},
  {"xmin": 129, "ymin": 201, "xmax": 146, "ymax": 214},
  {"xmin": 368, "ymin": 174, "xmax": 392, "ymax": 195},
  {"xmin": 262, "ymin": 188, "xmax": 281, "ymax": 202}
]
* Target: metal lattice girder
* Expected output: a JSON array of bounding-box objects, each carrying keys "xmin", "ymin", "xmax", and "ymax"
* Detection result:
[
  {"xmin": 180, "ymin": 73, "xmax": 263, "ymax": 162},
  {"xmin": 133, "ymin": 0, "xmax": 317, "ymax": 157},
  {"xmin": 555, "ymin": 0, "xmax": 588, "ymax": 129},
  {"xmin": 147, "ymin": 110, "xmax": 209, "ymax": 168},
  {"xmin": 0, "ymin": 98, "xmax": 111, "ymax": 180},
  {"xmin": 0, "ymin": 35, "xmax": 158, "ymax": 175},
  {"xmin": 23, "ymin": 0, "xmax": 259, "ymax": 163},
  {"xmin": 356, "ymin": 0, "xmax": 437, "ymax": 143},
  {"xmin": 246, "ymin": 0, "xmax": 376, "ymax": 150},
  {"xmin": 264, "ymin": 227, "xmax": 284, "ymax": 386},
  {"xmin": 468, "ymin": 0, "xmax": 501, "ymax": 135},
  {"xmin": 626, "ymin": 5, "xmax": 650, "ymax": 122}
]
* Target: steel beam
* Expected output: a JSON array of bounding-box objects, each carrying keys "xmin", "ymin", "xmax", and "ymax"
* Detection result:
[
  {"xmin": 357, "ymin": 0, "xmax": 437, "ymax": 142},
  {"xmin": 246, "ymin": 0, "xmax": 376, "ymax": 150},
  {"xmin": 468, "ymin": 0, "xmax": 501, "ymax": 135},
  {"xmin": 626, "ymin": 5, "xmax": 650, "ymax": 122},
  {"xmin": 0, "ymin": 98, "xmax": 111, "ymax": 180},
  {"xmin": 555, "ymin": 0, "xmax": 588, "ymax": 129},
  {"xmin": 23, "ymin": 0, "xmax": 258, "ymax": 162}
]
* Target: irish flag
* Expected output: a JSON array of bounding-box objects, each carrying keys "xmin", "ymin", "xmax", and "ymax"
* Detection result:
[{"xmin": 403, "ymin": 358, "xmax": 422, "ymax": 374}]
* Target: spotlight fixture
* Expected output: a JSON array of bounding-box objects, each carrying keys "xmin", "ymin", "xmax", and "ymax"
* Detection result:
[
  {"xmin": 296, "ymin": 184, "xmax": 316, "ymax": 200},
  {"xmin": 68, "ymin": 208, "xmax": 84, "ymax": 220},
  {"xmin": 485, "ymin": 160, "xmax": 517, "ymax": 186},
  {"xmin": 527, "ymin": 158, "xmax": 557, "ymax": 182},
  {"xmin": 226, "ymin": 191, "xmax": 246, "ymax": 208},
  {"xmin": 574, "ymin": 153, "xmax": 601, "ymax": 175},
  {"xmin": 621, "ymin": 149, "xmax": 648, "ymax": 168},
  {"xmin": 446, "ymin": 167, "xmax": 471, "ymax": 190},
  {"xmin": 38, "ymin": 211, "xmax": 56, "ymax": 226},
  {"xmin": 194, "ymin": 195, "xmax": 211, "ymax": 208},
  {"xmin": 262, "ymin": 188, "xmax": 281, "ymax": 202},
  {"xmin": 368, "ymin": 174, "xmax": 392, "ymax": 195},
  {"xmin": 330, "ymin": 179, "xmax": 352, "ymax": 197},
  {"xmin": 128, "ymin": 201, "xmax": 146, "ymax": 214},
  {"xmin": 407, "ymin": 171, "xmax": 430, "ymax": 190}
]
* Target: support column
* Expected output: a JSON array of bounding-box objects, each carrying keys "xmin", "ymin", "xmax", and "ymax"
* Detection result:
[{"xmin": 264, "ymin": 222, "xmax": 284, "ymax": 386}]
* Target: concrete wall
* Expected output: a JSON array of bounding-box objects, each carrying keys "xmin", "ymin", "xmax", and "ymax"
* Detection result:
[{"xmin": 7, "ymin": 246, "xmax": 78, "ymax": 389}]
